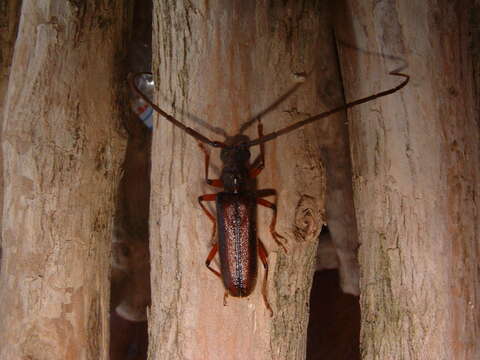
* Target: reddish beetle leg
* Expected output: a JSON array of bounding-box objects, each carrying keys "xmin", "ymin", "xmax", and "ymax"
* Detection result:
[
  {"xmin": 257, "ymin": 197, "xmax": 287, "ymax": 253},
  {"xmin": 258, "ymin": 239, "xmax": 273, "ymax": 316},
  {"xmin": 198, "ymin": 194, "xmax": 221, "ymax": 278}
]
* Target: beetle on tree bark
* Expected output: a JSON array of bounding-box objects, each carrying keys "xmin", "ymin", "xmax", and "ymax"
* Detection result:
[{"xmin": 129, "ymin": 69, "xmax": 408, "ymax": 315}]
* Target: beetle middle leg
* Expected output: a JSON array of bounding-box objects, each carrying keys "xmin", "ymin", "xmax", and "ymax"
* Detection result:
[
  {"xmin": 198, "ymin": 194, "xmax": 221, "ymax": 278},
  {"xmin": 257, "ymin": 195, "xmax": 288, "ymax": 253},
  {"xmin": 205, "ymin": 243, "xmax": 221, "ymax": 279}
]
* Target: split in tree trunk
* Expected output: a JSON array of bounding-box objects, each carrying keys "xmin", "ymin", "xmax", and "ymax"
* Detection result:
[
  {"xmin": 110, "ymin": 1, "xmax": 152, "ymax": 358},
  {"xmin": 307, "ymin": 268, "xmax": 360, "ymax": 360}
]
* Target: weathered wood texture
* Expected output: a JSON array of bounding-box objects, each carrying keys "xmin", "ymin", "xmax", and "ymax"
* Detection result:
[
  {"xmin": 0, "ymin": 0, "xmax": 22, "ymax": 262},
  {"xmin": 0, "ymin": 0, "xmax": 21, "ymax": 118},
  {"xmin": 336, "ymin": 1, "xmax": 480, "ymax": 358},
  {"xmin": 0, "ymin": 1, "xmax": 128, "ymax": 359},
  {"xmin": 147, "ymin": 1, "xmax": 338, "ymax": 359},
  {"xmin": 318, "ymin": 52, "xmax": 360, "ymax": 295},
  {"xmin": 308, "ymin": 3, "xmax": 360, "ymax": 297}
]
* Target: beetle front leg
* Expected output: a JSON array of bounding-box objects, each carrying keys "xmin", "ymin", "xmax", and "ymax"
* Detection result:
[{"xmin": 198, "ymin": 142, "xmax": 223, "ymax": 187}]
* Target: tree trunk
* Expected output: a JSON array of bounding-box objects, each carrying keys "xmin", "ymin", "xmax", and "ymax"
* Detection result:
[
  {"xmin": 336, "ymin": 1, "xmax": 480, "ymax": 358},
  {"xmin": 0, "ymin": 1, "xmax": 127, "ymax": 359},
  {"xmin": 0, "ymin": 0, "xmax": 22, "ymax": 264},
  {"xmin": 0, "ymin": 0, "xmax": 21, "ymax": 119},
  {"xmin": 148, "ymin": 1, "xmax": 335, "ymax": 359}
]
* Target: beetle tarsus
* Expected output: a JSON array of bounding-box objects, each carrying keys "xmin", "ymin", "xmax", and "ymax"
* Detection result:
[
  {"xmin": 272, "ymin": 231, "xmax": 288, "ymax": 254},
  {"xmin": 223, "ymin": 291, "xmax": 229, "ymax": 307}
]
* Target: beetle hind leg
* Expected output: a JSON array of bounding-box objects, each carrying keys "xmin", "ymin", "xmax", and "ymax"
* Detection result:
[
  {"xmin": 223, "ymin": 291, "xmax": 229, "ymax": 307},
  {"xmin": 258, "ymin": 239, "xmax": 273, "ymax": 316}
]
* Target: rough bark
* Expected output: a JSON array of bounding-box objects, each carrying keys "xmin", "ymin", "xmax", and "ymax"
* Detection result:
[
  {"xmin": 320, "ymin": 107, "xmax": 360, "ymax": 295},
  {"xmin": 0, "ymin": 0, "xmax": 21, "ymax": 118},
  {"xmin": 0, "ymin": 1, "xmax": 127, "ymax": 359},
  {"xmin": 148, "ymin": 1, "xmax": 335, "ymax": 359},
  {"xmin": 336, "ymin": 1, "xmax": 480, "ymax": 359},
  {"xmin": 0, "ymin": 0, "xmax": 22, "ymax": 265}
]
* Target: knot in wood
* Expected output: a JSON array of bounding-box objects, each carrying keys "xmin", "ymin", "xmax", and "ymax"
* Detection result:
[{"xmin": 293, "ymin": 195, "xmax": 322, "ymax": 242}]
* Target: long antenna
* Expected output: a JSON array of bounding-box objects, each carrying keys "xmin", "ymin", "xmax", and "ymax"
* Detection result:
[
  {"xmin": 129, "ymin": 71, "xmax": 409, "ymax": 148},
  {"xmin": 247, "ymin": 71, "xmax": 409, "ymax": 147},
  {"xmin": 128, "ymin": 72, "xmax": 225, "ymax": 148}
]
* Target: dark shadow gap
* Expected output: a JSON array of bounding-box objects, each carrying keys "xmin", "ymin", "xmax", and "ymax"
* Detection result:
[
  {"xmin": 306, "ymin": 268, "xmax": 360, "ymax": 360},
  {"xmin": 110, "ymin": 0, "xmax": 152, "ymax": 359}
]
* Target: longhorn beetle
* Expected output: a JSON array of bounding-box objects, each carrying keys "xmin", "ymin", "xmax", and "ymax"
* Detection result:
[{"xmin": 128, "ymin": 70, "xmax": 409, "ymax": 315}]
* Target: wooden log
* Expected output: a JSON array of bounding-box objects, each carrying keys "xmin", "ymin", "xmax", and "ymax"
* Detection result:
[
  {"xmin": 0, "ymin": 1, "xmax": 128, "ymax": 358},
  {"xmin": 147, "ymin": 1, "xmax": 337, "ymax": 359},
  {"xmin": 336, "ymin": 1, "xmax": 480, "ymax": 358},
  {"xmin": 0, "ymin": 0, "xmax": 22, "ymax": 264}
]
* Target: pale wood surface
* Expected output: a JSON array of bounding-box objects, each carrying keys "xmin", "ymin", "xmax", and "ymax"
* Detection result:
[
  {"xmin": 0, "ymin": 1, "xmax": 127, "ymax": 359},
  {"xmin": 0, "ymin": 0, "xmax": 22, "ymax": 261},
  {"xmin": 336, "ymin": 1, "xmax": 480, "ymax": 358},
  {"xmin": 147, "ymin": 2, "xmax": 337, "ymax": 359}
]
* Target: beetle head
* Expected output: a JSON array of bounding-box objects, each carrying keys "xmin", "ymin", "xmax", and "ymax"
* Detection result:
[
  {"xmin": 220, "ymin": 135, "xmax": 251, "ymax": 193},
  {"xmin": 220, "ymin": 135, "xmax": 251, "ymax": 165}
]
